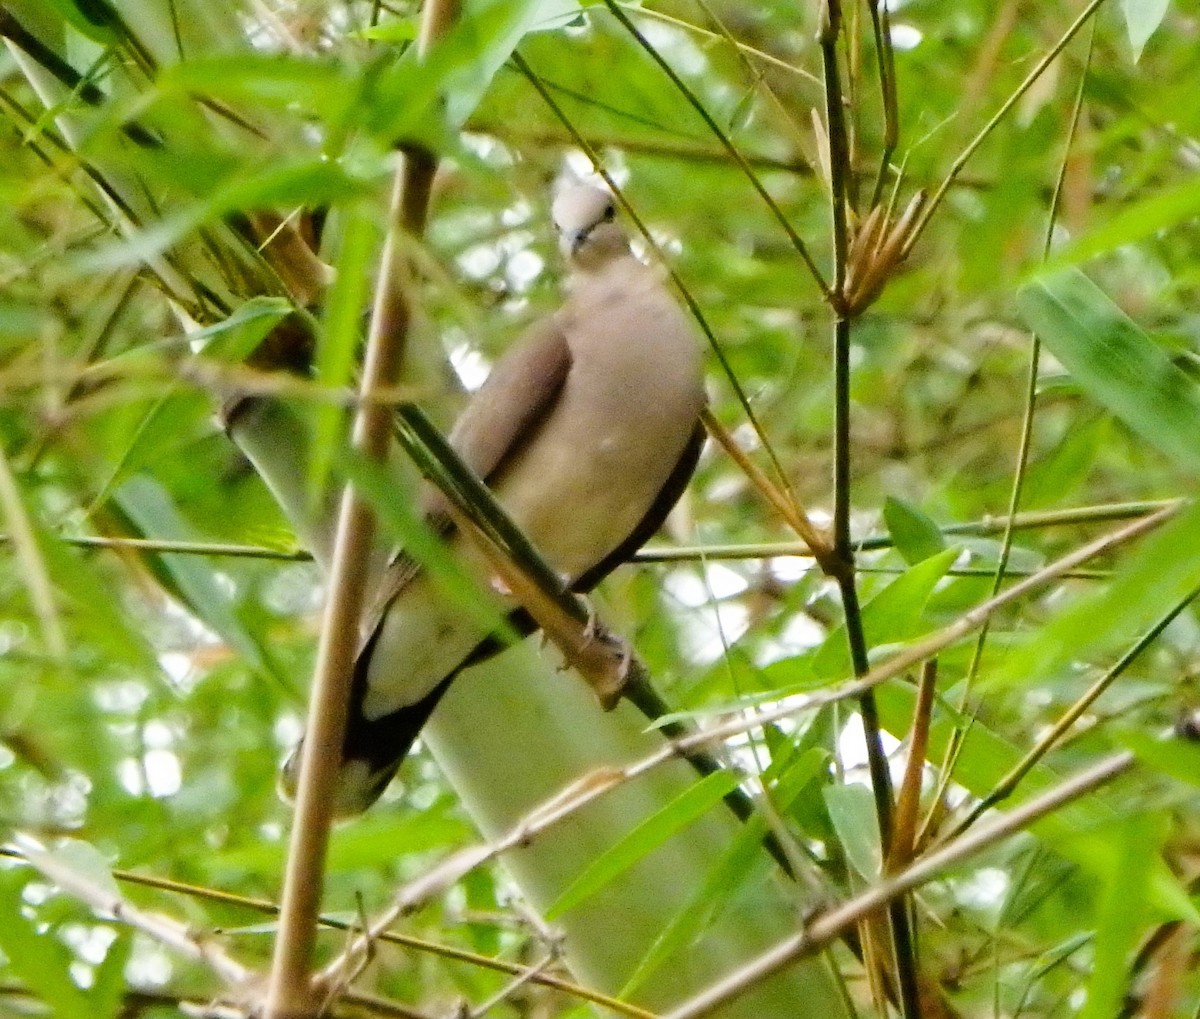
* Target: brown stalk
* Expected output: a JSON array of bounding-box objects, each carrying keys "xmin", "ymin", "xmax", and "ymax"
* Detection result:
[{"xmin": 260, "ymin": 2, "xmax": 454, "ymax": 1016}]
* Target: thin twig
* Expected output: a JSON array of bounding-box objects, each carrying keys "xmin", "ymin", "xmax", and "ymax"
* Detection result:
[
  {"xmin": 700, "ymin": 408, "xmax": 833, "ymax": 565},
  {"xmin": 598, "ymin": 0, "xmax": 831, "ymax": 300},
  {"xmin": 931, "ymin": 24, "xmax": 1099, "ymax": 833},
  {"xmin": 900, "ymin": 0, "xmax": 1109, "ymax": 257},
  {"xmin": 13, "ymin": 834, "xmax": 251, "ymax": 989},
  {"xmin": 0, "ymin": 497, "xmax": 1173, "ymax": 565}
]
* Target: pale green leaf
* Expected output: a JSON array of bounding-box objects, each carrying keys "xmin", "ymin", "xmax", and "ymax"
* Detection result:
[
  {"xmin": 193, "ymin": 297, "xmax": 294, "ymax": 363},
  {"xmin": 823, "ymin": 783, "xmax": 881, "ymax": 880},
  {"xmin": 116, "ymin": 476, "xmax": 272, "ymax": 672},
  {"xmin": 810, "ymin": 547, "xmax": 958, "ymax": 679},
  {"xmin": 1121, "ymin": 0, "xmax": 1170, "ymax": 60},
  {"xmin": 546, "ymin": 771, "xmax": 741, "ymax": 920}
]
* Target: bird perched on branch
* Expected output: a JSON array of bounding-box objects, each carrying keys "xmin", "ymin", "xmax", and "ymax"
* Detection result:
[{"xmin": 282, "ymin": 184, "xmax": 708, "ymax": 815}]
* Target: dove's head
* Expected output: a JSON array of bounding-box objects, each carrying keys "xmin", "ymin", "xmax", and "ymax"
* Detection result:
[{"xmin": 552, "ymin": 185, "xmax": 628, "ymax": 270}]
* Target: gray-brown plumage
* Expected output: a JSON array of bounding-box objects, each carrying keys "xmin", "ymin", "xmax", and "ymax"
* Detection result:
[{"xmin": 282, "ymin": 186, "xmax": 707, "ymax": 814}]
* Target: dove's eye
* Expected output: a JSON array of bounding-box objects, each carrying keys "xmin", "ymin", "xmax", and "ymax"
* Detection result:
[{"xmin": 602, "ymin": 203, "xmax": 616, "ymax": 221}]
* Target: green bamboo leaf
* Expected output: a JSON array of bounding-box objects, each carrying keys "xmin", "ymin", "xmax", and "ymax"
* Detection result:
[
  {"xmin": 759, "ymin": 547, "xmax": 958, "ymax": 694},
  {"xmin": 1117, "ymin": 729, "xmax": 1200, "ymax": 788},
  {"xmin": 545, "ymin": 771, "xmax": 741, "ymax": 920},
  {"xmin": 156, "ymin": 53, "xmax": 359, "ymax": 120},
  {"xmin": 1079, "ymin": 813, "xmax": 1159, "ymax": 1019},
  {"xmin": 883, "ymin": 496, "xmax": 946, "ymax": 565},
  {"xmin": 356, "ymin": 17, "xmax": 419, "ymax": 42},
  {"xmin": 441, "ymin": 0, "xmax": 582, "ymax": 126},
  {"xmin": 90, "ymin": 298, "xmax": 290, "ymax": 509},
  {"xmin": 89, "ymin": 931, "xmax": 131, "ymax": 1019},
  {"xmin": 823, "ymin": 783, "xmax": 881, "ymax": 880},
  {"xmin": 619, "ymin": 819, "xmax": 768, "ymax": 997},
  {"xmin": 76, "ymin": 159, "xmax": 371, "ymax": 273},
  {"xmin": 193, "ymin": 296, "xmax": 293, "ymax": 363},
  {"xmin": 810, "ymin": 547, "xmax": 958, "ymax": 679},
  {"xmin": 620, "ymin": 746, "xmax": 829, "ymax": 995},
  {"xmin": 369, "ymin": 0, "xmax": 582, "ymax": 138},
  {"xmin": 116, "ymin": 476, "xmax": 272, "ymax": 673},
  {"xmin": 207, "ymin": 811, "xmax": 470, "ymax": 875},
  {"xmin": 310, "ymin": 204, "xmax": 377, "ymax": 504},
  {"xmin": 1016, "ymin": 268, "xmax": 1200, "ymax": 473}
]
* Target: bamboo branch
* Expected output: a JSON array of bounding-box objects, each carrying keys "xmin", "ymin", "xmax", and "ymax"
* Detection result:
[{"xmin": 261, "ymin": 4, "xmax": 451, "ymax": 1015}]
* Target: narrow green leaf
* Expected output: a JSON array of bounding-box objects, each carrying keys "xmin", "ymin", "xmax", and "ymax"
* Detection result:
[
  {"xmin": 1047, "ymin": 174, "xmax": 1200, "ymax": 267},
  {"xmin": 89, "ymin": 931, "xmax": 131, "ymax": 1019},
  {"xmin": 883, "ymin": 496, "xmax": 946, "ymax": 565},
  {"xmin": 369, "ymin": 0, "xmax": 583, "ymax": 139},
  {"xmin": 1017, "ymin": 268, "xmax": 1200, "ymax": 473},
  {"xmin": 442, "ymin": 0, "xmax": 583, "ymax": 126},
  {"xmin": 310, "ymin": 205, "xmax": 378, "ymax": 502},
  {"xmin": 76, "ymin": 159, "xmax": 370, "ymax": 273},
  {"xmin": 810, "ymin": 547, "xmax": 958, "ymax": 679},
  {"xmin": 1019, "ymin": 415, "xmax": 1108, "ymax": 509},
  {"xmin": 356, "ymin": 17, "xmax": 419, "ymax": 42},
  {"xmin": 1079, "ymin": 814, "xmax": 1159, "ymax": 1019},
  {"xmin": 116, "ymin": 476, "xmax": 271, "ymax": 672},
  {"xmin": 1121, "ymin": 0, "xmax": 1170, "ymax": 60},
  {"xmin": 620, "ymin": 745, "xmax": 827, "ymax": 995},
  {"xmin": 619, "ymin": 817, "xmax": 767, "ymax": 996},
  {"xmin": 545, "ymin": 771, "xmax": 741, "ymax": 920},
  {"xmin": 1117, "ymin": 729, "xmax": 1200, "ymax": 788},
  {"xmin": 193, "ymin": 297, "xmax": 293, "ymax": 363},
  {"xmin": 823, "ymin": 783, "xmax": 881, "ymax": 880},
  {"xmin": 87, "ymin": 387, "xmax": 204, "ymax": 513},
  {"xmin": 156, "ymin": 54, "xmax": 359, "ymax": 120},
  {"xmin": 207, "ymin": 811, "xmax": 470, "ymax": 874}
]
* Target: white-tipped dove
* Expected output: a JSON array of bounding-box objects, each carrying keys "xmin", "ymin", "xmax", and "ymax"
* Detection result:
[{"xmin": 283, "ymin": 185, "xmax": 707, "ymax": 813}]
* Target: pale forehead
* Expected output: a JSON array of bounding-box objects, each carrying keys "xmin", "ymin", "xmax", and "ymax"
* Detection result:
[{"xmin": 551, "ymin": 185, "xmax": 613, "ymax": 231}]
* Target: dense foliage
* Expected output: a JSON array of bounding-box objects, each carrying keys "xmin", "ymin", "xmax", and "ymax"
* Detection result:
[{"xmin": 1, "ymin": 0, "xmax": 1199, "ymax": 1016}]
